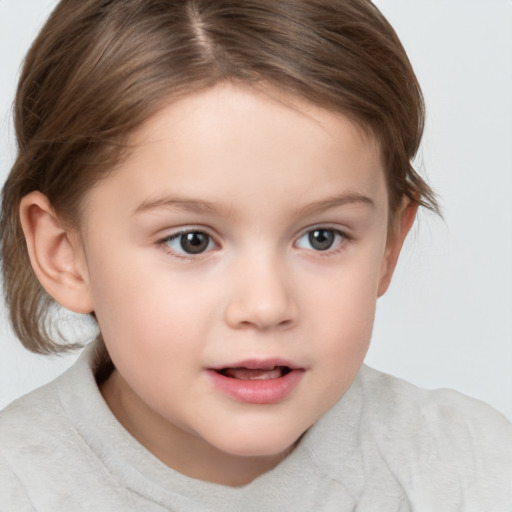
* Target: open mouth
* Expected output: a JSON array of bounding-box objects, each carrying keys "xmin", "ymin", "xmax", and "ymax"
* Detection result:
[
  {"xmin": 216, "ymin": 366, "xmax": 292, "ymax": 380},
  {"xmin": 207, "ymin": 362, "xmax": 303, "ymax": 403}
]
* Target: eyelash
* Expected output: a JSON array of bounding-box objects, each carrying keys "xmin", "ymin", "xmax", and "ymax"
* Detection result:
[
  {"xmin": 159, "ymin": 229, "xmax": 218, "ymax": 259},
  {"xmin": 158, "ymin": 226, "xmax": 351, "ymax": 259},
  {"xmin": 294, "ymin": 227, "xmax": 349, "ymax": 255}
]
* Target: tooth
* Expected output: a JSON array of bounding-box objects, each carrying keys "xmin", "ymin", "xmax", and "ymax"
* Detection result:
[{"xmin": 224, "ymin": 367, "xmax": 283, "ymax": 380}]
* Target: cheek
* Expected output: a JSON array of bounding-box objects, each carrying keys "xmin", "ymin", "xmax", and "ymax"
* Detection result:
[
  {"xmin": 302, "ymin": 248, "xmax": 384, "ymax": 365},
  {"xmin": 303, "ymin": 246, "xmax": 384, "ymax": 323},
  {"xmin": 313, "ymin": 285, "xmax": 376, "ymax": 361},
  {"xmin": 310, "ymin": 281, "xmax": 377, "ymax": 407},
  {"xmin": 87, "ymin": 250, "xmax": 221, "ymax": 363}
]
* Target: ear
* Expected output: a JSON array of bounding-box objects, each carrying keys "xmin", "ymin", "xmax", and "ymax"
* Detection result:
[
  {"xmin": 19, "ymin": 191, "xmax": 94, "ymax": 313},
  {"xmin": 377, "ymin": 200, "xmax": 418, "ymax": 297}
]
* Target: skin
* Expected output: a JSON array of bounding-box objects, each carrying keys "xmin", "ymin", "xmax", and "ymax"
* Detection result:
[{"xmin": 20, "ymin": 83, "xmax": 415, "ymax": 486}]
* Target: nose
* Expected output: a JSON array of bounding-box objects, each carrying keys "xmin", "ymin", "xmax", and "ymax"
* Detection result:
[{"xmin": 223, "ymin": 254, "xmax": 298, "ymax": 331}]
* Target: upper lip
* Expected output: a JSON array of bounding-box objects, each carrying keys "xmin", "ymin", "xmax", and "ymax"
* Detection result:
[{"xmin": 208, "ymin": 358, "xmax": 303, "ymax": 371}]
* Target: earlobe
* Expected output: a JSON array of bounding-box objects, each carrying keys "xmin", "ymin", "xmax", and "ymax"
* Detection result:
[
  {"xmin": 377, "ymin": 200, "xmax": 418, "ymax": 297},
  {"xmin": 19, "ymin": 191, "xmax": 94, "ymax": 314}
]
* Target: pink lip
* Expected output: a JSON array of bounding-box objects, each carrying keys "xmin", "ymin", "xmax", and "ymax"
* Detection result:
[
  {"xmin": 209, "ymin": 358, "xmax": 301, "ymax": 371},
  {"xmin": 206, "ymin": 359, "xmax": 304, "ymax": 405}
]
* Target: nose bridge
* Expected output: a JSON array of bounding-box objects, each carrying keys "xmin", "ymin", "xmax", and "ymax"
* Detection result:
[{"xmin": 224, "ymin": 246, "xmax": 297, "ymax": 330}]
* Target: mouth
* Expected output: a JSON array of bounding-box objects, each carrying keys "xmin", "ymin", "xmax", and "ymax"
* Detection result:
[
  {"xmin": 216, "ymin": 366, "xmax": 292, "ymax": 380},
  {"xmin": 207, "ymin": 359, "xmax": 304, "ymax": 404}
]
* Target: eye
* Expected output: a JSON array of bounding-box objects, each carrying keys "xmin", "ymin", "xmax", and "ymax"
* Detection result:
[
  {"xmin": 162, "ymin": 230, "xmax": 215, "ymax": 256},
  {"xmin": 295, "ymin": 228, "xmax": 345, "ymax": 252}
]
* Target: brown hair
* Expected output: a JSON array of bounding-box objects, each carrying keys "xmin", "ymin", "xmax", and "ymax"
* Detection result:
[{"xmin": 1, "ymin": 0, "xmax": 438, "ymax": 355}]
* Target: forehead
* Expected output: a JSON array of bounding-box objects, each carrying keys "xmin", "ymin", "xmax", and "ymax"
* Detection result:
[
  {"xmin": 83, "ymin": 83, "xmax": 387, "ymax": 221},
  {"xmin": 138, "ymin": 83, "xmax": 380, "ymax": 153}
]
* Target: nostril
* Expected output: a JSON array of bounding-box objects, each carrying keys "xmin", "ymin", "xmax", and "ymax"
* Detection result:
[
  {"xmin": 223, "ymin": 290, "xmax": 298, "ymax": 331},
  {"xmin": 233, "ymin": 318, "xmax": 295, "ymax": 331}
]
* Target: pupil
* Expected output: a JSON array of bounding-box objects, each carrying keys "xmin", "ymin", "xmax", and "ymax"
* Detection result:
[
  {"xmin": 309, "ymin": 229, "xmax": 334, "ymax": 251},
  {"xmin": 180, "ymin": 232, "xmax": 209, "ymax": 254}
]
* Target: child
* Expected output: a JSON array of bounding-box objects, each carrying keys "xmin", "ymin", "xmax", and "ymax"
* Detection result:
[{"xmin": 1, "ymin": 0, "xmax": 511, "ymax": 510}]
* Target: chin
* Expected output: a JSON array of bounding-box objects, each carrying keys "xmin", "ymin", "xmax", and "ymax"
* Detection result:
[{"xmin": 210, "ymin": 428, "xmax": 305, "ymax": 459}]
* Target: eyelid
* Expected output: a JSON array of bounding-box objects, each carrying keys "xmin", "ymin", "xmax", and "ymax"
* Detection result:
[
  {"xmin": 294, "ymin": 223, "xmax": 350, "ymax": 240},
  {"xmin": 158, "ymin": 226, "xmax": 220, "ymax": 259},
  {"xmin": 156, "ymin": 223, "xmax": 218, "ymax": 240},
  {"xmin": 293, "ymin": 225, "xmax": 351, "ymax": 253}
]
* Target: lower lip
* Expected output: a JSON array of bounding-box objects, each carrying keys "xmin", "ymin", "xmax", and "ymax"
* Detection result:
[{"xmin": 206, "ymin": 369, "xmax": 304, "ymax": 404}]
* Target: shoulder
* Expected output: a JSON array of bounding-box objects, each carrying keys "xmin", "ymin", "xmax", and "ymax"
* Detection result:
[
  {"xmin": 358, "ymin": 364, "xmax": 512, "ymax": 444},
  {"xmin": 0, "ymin": 343, "xmax": 99, "ymax": 458},
  {"xmin": 358, "ymin": 365, "xmax": 512, "ymax": 508},
  {"xmin": 0, "ymin": 349, "xmax": 129, "ymax": 510},
  {"xmin": 0, "ymin": 377, "xmax": 69, "ymax": 458},
  {"xmin": 0, "ymin": 352, "xmax": 90, "ymax": 442},
  {"xmin": 0, "ymin": 379, "xmax": 73, "ymax": 510}
]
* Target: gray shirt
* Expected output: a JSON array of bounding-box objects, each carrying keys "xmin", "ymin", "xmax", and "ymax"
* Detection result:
[{"xmin": 1, "ymin": 342, "xmax": 511, "ymax": 511}]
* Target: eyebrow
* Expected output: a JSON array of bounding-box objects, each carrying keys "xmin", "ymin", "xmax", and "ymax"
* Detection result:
[
  {"xmin": 133, "ymin": 196, "xmax": 233, "ymax": 217},
  {"xmin": 133, "ymin": 192, "xmax": 374, "ymax": 217},
  {"xmin": 294, "ymin": 192, "xmax": 375, "ymax": 217}
]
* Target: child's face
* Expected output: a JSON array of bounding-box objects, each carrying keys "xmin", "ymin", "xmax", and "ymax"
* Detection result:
[{"xmin": 74, "ymin": 83, "xmax": 405, "ymax": 481}]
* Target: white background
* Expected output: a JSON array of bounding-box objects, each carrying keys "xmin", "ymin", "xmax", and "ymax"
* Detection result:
[{"xmin": 1, "ymin": 0, "xmax": 511, "ymax": 420}]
